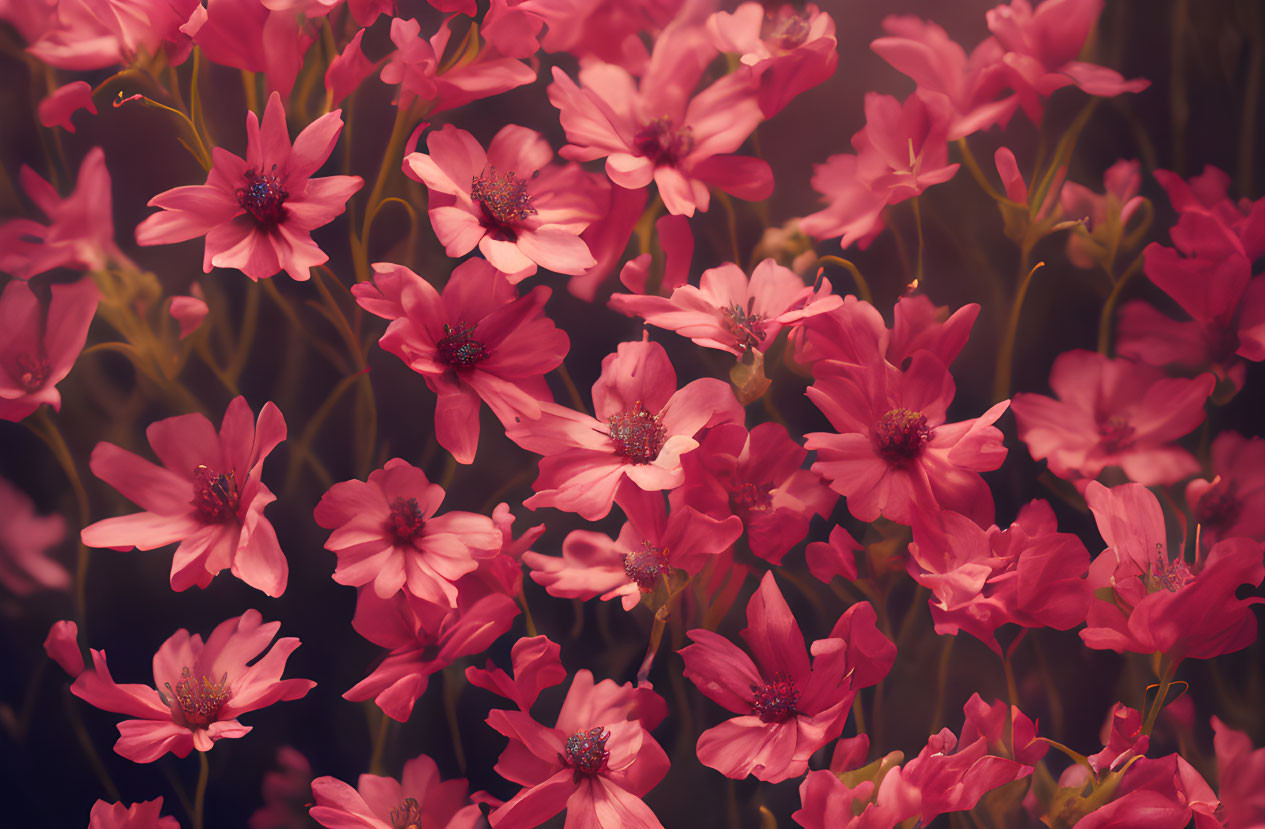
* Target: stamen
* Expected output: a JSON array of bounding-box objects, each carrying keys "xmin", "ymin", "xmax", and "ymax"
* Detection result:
[
  {"xmin": 723, "ymin": 298, "xmax": 767, "ymax": 352},
  {"xmin": 161, "ymin": 666, "xmax": 229, "ymax": 727},
  {"xmin": 236, "ymin": 165, "xmax": 288, "ymax": 227},
  {"xmin": 15, "ymin": 352, "xmax": 50, "ymax": 391},
  {"xmin": 385, "ymin": 497, "xmax": 426, "ymax": 543},
  {"xmin": 751, "ymin": 672, "xmax": 799, "ymax": 723},
  {"xmin": 761, "ymin": 9, "xmax": 812, "ymax": 50},
  {"xmin": 1097, "ymin": 416, "xmax": 1136, "ymax": 454},
  {"xmin": 192, "ymin": 465, "xmax": 240, "ymax": 523},
  {"xmin": 390, "ymin": 797, "xmax": 423, "ymax": 829},
  {"xmin": 436, "ymin": 321, "xmax": 489, "ymax": 369},
  {"xmin": 874, "ymin": 408, "xmax": 932, "ymax": 462},
  {"xmin": 471, "ymin": 165, "xmax": 537, "ymax": 229},
  {"xmin": 560, "ymin": 726, "xmax": 610, "ymax": 781},
  {"xmin": 624, "ymin": 541, "xmax": 670, "ymax": 591},
  {"xmin": 608, "ymin": 402, "xmax": 667, "ymax": 464},
  {"xmin": 633, "ymin": 117, "xmax": 695, "ymax": 166},
  {"xmin": 730, "ymin": 481, "xmax": 773, "ymax": 520}
]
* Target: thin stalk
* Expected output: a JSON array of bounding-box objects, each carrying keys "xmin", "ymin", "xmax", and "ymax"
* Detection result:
[
  {"xmin": 714, "ymin": 190, "xmax": 742, "ymax": 264},
  {"xmin": 65, "ymin": 690, "xmax": 121, "ymax": 801},
  {"xmin": 911, "ymin": 196, "xmax": 925, "ymax": 285},
  {"xmin": 956, "ymin": 138, "xmax": 1009, "ymax": 203},
  {"xmin": 30, "ymin": 411, "xmax": 91, "ymax": 626},
  {"xmin": 1096, "ymin": 252, "xmax": 1145, "ymax": 355},
  {"xmin": 931, "ymin": 635, "xmax": 955, "ymax": 732},
  {"xmin": 1142, "ymin": 660, "xmax": 1177, "ymax": 736},
  {"xmin": 993, "ymin": 258, "xmax": 1044, "ymax": 402},
  {"xmin": 356, "ymin": 103, "xmax": 415, "ymax": 282},
  {"xmin": 192, "ymin": 751, "xmax": 209, "ymax": 829},
  {"xmin": 816, "ymin": 255, "xmax": 873, "ymax": 304},
  {"xmin": 442, "ymin": 666, "xmax": 467, "ymax": 775},
  {"xmin": 369, "ymin": 707, "xmax": 391, "ymax": 775}
]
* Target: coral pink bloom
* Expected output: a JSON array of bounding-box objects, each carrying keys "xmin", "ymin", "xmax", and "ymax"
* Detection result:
[
  {"xmin": 524, "ymin": 482, "xmax": 743, "ymax": 610},
  {"xmin": 88, "ymin": 798, "xmax": 179, "ymax": 829},
  {"xmin": 507, "ymin": 338, "xmax": 743, "ymax": 520},
  {"xmin": 467, "ymin": 634, "xmax": 568, "ymax": 712},
  {"xmin": 673, "ymin": 422, "xmax": 836, "ymax": 565},
  {"xmin": 45, "ymin": 619, "xmax": 85, "ymax": 676},
  {"xmin": 18, "ymin": 0, "xmax": 196, "ymax": 70},
  {"xmin": 985, "ymin": 0, "xmax": 1149, "ymax": 122},
  {"xmin": 609, "ymin": 259, "xmax": 842, "ymax": 357},
  {"xmin": 486, "ymin": 668, "xmax": 670, "ymax": 828},
  {"xmin": 0, "ymin": 473, "xmax": 68, "ymax": 595},
  {"xmin": 189, "ymin": 0, "xmax": 316, "ymax": 97},
  {"xmin": 805, "ymin": 353, "xmax": 1009, "ymax": 527},
  {"xmin": 1082, "ymin": 481, "xmax": 1265, "ymax": 661},
  {"xmin": 310, "ymin": 752, "xmax": 483, "ymax": 829},
  {"xmin": 1072, "ymin": 754, "xmax": 1220, "ymax": 829},
  {"xmin": 797, "ymin": 153, "xmax": 890, "ymax": 249},
  {"xmin": 908, "ymin": 500, "xmax": 1090, "ymax": 653},
  {"xmin": 135, "ymin": 92, "xmax": 362, "ymax": 282},
  {"xmin": 0, "ymin": 277, "xmax": 99, "ymax": 422},
  {"xmin": 404, "ymin": 124, "xmax": 600, "ymax": 279},
  {"xmin": 1212, "ymin": 717, "xmax": 1265, "ymax": 828},
  {"xmin": 70, "ymin": 610, "xmax": 314, "ymax": 763},
  {"xmin": 352, "ymin": 259, "xmax": 568, "ymax": 464},
  {"xmin": 707, "ymin": 3, "xmax": 839, "ymax": 117},
  {"xmin": 1186, "ymin": 431, "xmax": 1265, "ymax": 550},
  {"xmin": 80, "ymin": 396, "xmax": 289, "ymax": 597},
  {"xmin": 548, "ymin": 24, "xmax": 772, "ymax": 217},
  {"xmin": 38, "ymin": 80, "xmax": 96, "ymax": 133},
  {"xmin": 314, "ymin": 458, "xmax": 502, "ymax": 608},
  {"xmin": 680, "ymin": 572, "xmax": 895, "ymax": 783},
  {"xmin": 1060, "ymin": 159, "xmax": 1147, "ymax": 269},
  {"xmin": 1011, "ymin": 350, "xmax": 1213, "ymax": 488},
  {"xmin": 793, "ymin": 294, "xmax": 979, "ymax": 372}
]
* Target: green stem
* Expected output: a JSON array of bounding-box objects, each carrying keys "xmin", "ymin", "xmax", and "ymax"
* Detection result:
[
  {"xmin": 369, "ymin": 706, "xmax": 391, "ymax": 775},
  {"xmin": 931, "ymin": 635, "xmax": 954, "ymax": 732},
  {"xmin": 815, "ymin": 256, "xmax": 873, "ymax": 304},
  {"xmin": 993, "ymin": 256, "xmax": 1043, "ymax": 402},
  {"xmin": 192, "ymin": 751, "xmax": 209, "ymax": 829},
  {"xmin": 1097, "ymin": 252, "xmax": 1145, "ymax": 355},
  {"xmin": 714, "ymin": 189, "xmax": 742, "ymax": 265},
  {"xmin": 1142, "ymin": 660, "xmax": 1177, "ymax": 736},
  {"xmin": 30, "ymin": 411, "xmax": 91, "ymax": 626},
  {"xmin": 956, "ymin": 138, "xmax": 1009, "ymax": 203},
  {"xmin": 911, "ymin": 196, "xmax": 925, "ymax": 285},
  {"xmin": 356, "ymin": 103, "xmax": 416, "ymax": 282}
]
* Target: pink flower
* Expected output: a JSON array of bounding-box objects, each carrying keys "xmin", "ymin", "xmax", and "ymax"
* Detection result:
[
  {"xmin": 88, "ymin": 798, "xmax": 179, "ymax": 829},
  {"xmin": 1212, "ymin": 716, "xmax": 1265, "ymax": 829},
  {"xmin": 37, "ymin": 80, "xmax": 96, "ymax": 132},
  {"xmin": 80, "ymin": 396, "xmax": 290, "ymax": 597},
  {"xmin": 21, "ymin": 0, "xmax": 197, "ymax": 70},
  {"xmin": 680, "ymin": 571, "xmax": 895, "ymax": 782},
  {"xmin": 1088, "ymin": 703, "xmax": 1148, "ymax": 774},
  {"xmin": 1074, "ymin": 754, "xmax": 1219, "ymax": 829},
  {"xmin": 1185, "ymin": 431, "xmax": 1265, "ymax": 550},
  {"xmin": 609, "ymin": 259, "xmax": 842, "ymax": 357},
  {"xmin": 1153, "ymin": 165, "xmax": 1265, "ymax": 260},
  {"xmin": 1143, "ymin": 210, "xmax": 1252, "ymax": 324},
  {"xmin": 313, "ymin": 458, "xmax": 502, "ymax": 608},
  {"xmin": 0, "ymin": 277, "xmax": 99, "ymax": 422},
  {"xmin": 70, "ymin": 610, "xmax": 314, "ymax": 763},
  {"xmin": 1081, "ymin": 481, "xmax": 1265, "ymax": 662},
  {"xmin": 169, "ymin": 289, "xmax": 209, "ymax": 341},
  {"xmin": 485, "ymin": 667, "xmax": 670, "ymax": 828},
  {"xmin": 403, "ymin": 123, "xmax": 600, "ymax": 279},
  {"xmin": 548, "ymin": 24, "xmax": 772, "ymax": 216},
  {"xmin": 506, "ymin": 338, "xmax": 743, "ymax": 520},
  {"xmin": 1114, "ymin": 297, "xmax": 1258, "ymax": 394},
  {"xmin": 1011, "ymin": 350, "xmax": 1213, "ymax": 487},
  {"xmin": 324, "ymin": 29, "xmax": 376, "ymax": 108},
  {"xmin": 566, "ymin": 182, "xmax": 648, "ymax": 301},
  {"xmin": 310, "ymin": 752, "xmax": 483, "ymax": 829},
  {"xmin": 249, "ymin": 746, "xmax": 314, "ymax": 829},
  {"xmin": 466, "ymin": 634, "xmax": 567, "ymax": 712},
  {"xmin": 44, "ymin": 619, "xmax": 84, "ymax": 676},
  {"xmin": 190, "ymin": 0, "xmax": 317, "ymax": 98},
  {"xmin": 797, "ymin": 153, "xmax": 889, "ymax": 249},
  {"xmin": 1060, "ymin": 159, "xmax": 1147, "ymax": 268},
  {"xmin": 0, "ymin": 473, "xmax": 68, "ymax": 594},
  {"xmin": 352, "ymin": 259, "xmax": 568, "ymax": 464},
  {"xmin": 672, "ymin": 422, "xmax": 836, "ymax": 565},
  {"xmin": 135, "ymin": 91, "xmax": 362, "ymax": 282},
  {"xmin": 793, "ymin": 294, "xmax": 980, "ymax": 371},
  {"xmin": 523, "ymin": 483, "xmax": 743, "ymax": 610},
  {"xmin": 804, "ymin": 525, "xmax": 861, "ymax": 585},
  {"xmin": 805, "ymin": 353, "xmax": 1009, "ymax": 526}
]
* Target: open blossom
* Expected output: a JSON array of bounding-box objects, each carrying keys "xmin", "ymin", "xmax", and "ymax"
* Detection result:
[
  {"xmin": 353, "ymin": 260, "xmax": 568, "ymax": 464},
  {"xmin": 0, "ymin": 277, "xmax": 99, "ymax": 422},
  {"xmin": 548, "ymin": 24, "xmax": 772, "ymax": 217},
  {"xmin": 0, "ymin": 474, "xmax": 68, "ymax": 595},
  {"xmin": 310, "ymin": 752, "xmax": 483, "ymax": 829},
  {"xmin": 88, "ymin": 798, "xmax": 179, "ymax": 829},
  {"xmin": 1185, "ymin": 431, "xmax": 1265, "ymax": 550},
  {"xmin": 80, "ymin": 396, "xmax": 289, "ymax": 597},
  {"xmin": 313, "ymin": 458, "xmax": 502, "ymax": 608},
  {"xmin": 135, "ymin": 91, "xmax": 362, "ymax": 282},
  {"xmin": 71, "ymin": 610, "xmax": 314, "ymax": 763},
  {"xmin": 506, "ymin": 338, "xmax": 743, "ymax": 520},
  {"xmin": 805, "ymin": 353, "xmax": 1009, "ymax": 527},
  {"xmin": 1011, "ymin": 350, "xmax": 1213, "ymax": 488},
  {"xmin": 609, "ymin": 259, "xmax": 842, "ymax": 357},
  {"xmin": 403, "ymin": 123, "xmax": 600, "ymax": 279},
  {"xmin": 680, "ymin": 572, "xmax": 895, "ymax": 783}
]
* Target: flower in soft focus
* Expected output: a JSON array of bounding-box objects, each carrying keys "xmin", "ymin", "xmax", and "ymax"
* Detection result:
[
  {"xmin": 249, "ymin": 746, "xmax": 314, "ymax": 829},
  {"xmin": 135, "ymin": 91, "xmax": 362, "ymax": 282},
  {"xmin": 0, "ymin": 277, "xmax": 99, "ymax": 422},
  {"xmin": 1185, "ymin": 431, "xmax": 1265, "ymax": 550},
  {"xmin": 1212, "ymin": 716, "xmax": 1265, "ymax": 828},
  {"xmin": 1081, "ymin": 481, "xmax": 1265, "ymax": 662},
  {"xmin": 310, "ymin": 752, "xmax": 483, "ymax": 829},
  {"xmin": 673, "ymin": 422, "xmax": 836, "ymax": 565},
  {"xmin": 467, "ymin": 634, "xmax": 567, "ymax": 712},
  {"xmin": 13, "ymin": 0, "xmax": 197, "ymax": 70},
  {"xmin": 0, "ymin": 474, "xmax": 68, "ymax": 595},
  {"xmin": 548, "ymin": 24, "xmax": 772, "ymax": 216},
  {"xmin": 1153, "ymin": 165, "xmax": 1265, "ymax": 259},
  {"xmin": 80, "ymin": 396, "xmax": 290, "ymax": 597},
  {"xmin": 805, "ymin": 353, "xmax": 1009, "ymax": 526},
  {"xmin": 1060, "ymin": 159, "xmax": 1147, "ymax": 269},
  {"xmin": 169, "ymin": 285, "xmax": 209, "ymax": 341},
  {"xmin": 324, "ymin": 29, "xmax": 376, "ymax": 108},
  {"xmin": 188, "ymin": 0, "xmax": 318, "ymax": 98},
  {"xmin": 1142, "ymin": 210, "xmax": 1253, "ymax": 326},
  {"xmin": 752, "ymin": 219, "xmax": 818, "ymax": 277},
  {"xmin": 1011, "ymin": 350, "xmax": 1213, "ymax": 488},
  {"xmin": 506, "ymin": 338, "xmax": 743, "ymax": 520},
  {"xmin": 524, "ymin": 482, "xmax": 743, "ymax": 609},
  {"xmin": 313, "ymin": 458, "xmax": 502, "ymax": 608},
  {"xmin": 1064, "ymin": 754, "xmax": 1220, "ymax": 829},
  {"xmin": 71, "ymin": 610, "xmax": 314, "ymax": 762},
  {"xmin": 44, "ymin": 619, "xmax": 84, "ymax": 676},
  {"xmin": 0, "ymin": 147, "xmax": 121, "ymax": 279},
  {"xmin": 609, "ymin": 259, "xmax": 842, "ymax": 357},
  {"xmin": 680, "ymin": 571, "xmax": 895, "ymax": 782},
  {"xmin": 353, "ymin": 259, "xmax": 569, "ymax": 464},
  {"xmin": 485, "ymin": 665, "xmax": 670, "ymax": 827},
  {"xmin": 403, "ymin": 123, "xmax": 601, "ymax": 279},
  {"xmin": 37, "ymin": 81, "xmax": 96, "ymax": 133},
  {"xmin": 88, "ymin": 798, "xmax": 179, "ymax": 829}
]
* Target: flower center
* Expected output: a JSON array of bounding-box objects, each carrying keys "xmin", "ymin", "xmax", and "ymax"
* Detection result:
[
  {"xmin": 471, "ymin": 165, "xmax": 537, "ymax": 230},
  {"xmin": 1096, "ymin": 416, "xmax": 1136, "ymax": 454},
  {"xmin": 15, "ymin": 352, "xmax": 49, "ymax": 391},
  {"xmin": 874, "ymin": 408, "xmax": 932, "ymax": 462},
  {"xmin": 624, "ymin": 541, "xmax": 670, "ymax": 591},
  {"xmin": 608, "ymin": 401, "xmax": 667, "ymax": 464},
  {"xmin": 751, "ymin": 672, "xmax": 799, "ymax": 723},
  {"xmin": 386, "ymin": 497, "xmax": 426, "ymax": 543},
  {"xmin": 730, "ymin": 481, "xmax": 773, "ymax": 521},
  {"xmin": 437, "ymin": 321, "xmax": 489, "ymax": 369},
  {"xmin": 561, "ymin": 726, "xmax": 610, "ymax": 780},
  {"xmin": 192, "ymin": 465, "xmax": 240, "ymax": 523},
  {"xmin": 723, "ymin": 299, "xmax": 767, "ymax": 352},
  {"xmin": 161, "ymin": 666, "xmax": 230, "ymax": 728},
  {"xmin": 237, "ymin": 166, "xmax": 288, "ymax": 227},
  {"xmin": 1194, "ymin": 482, "xmax": 1240, "ymax": 533},
  {"xmin": 390, "ymin": 797, "xmax": 423, "ymax": 829},
  {"xmin": 633, "ymin": 117, "xmax": 695, "ymax": 166},
  {"xmin": 761, "ymin": 10, "xmax": 812, "ymax": 50},
  {"xmin": 1150, "ymin": 549, "xmax": 1194, "ymax": 593}
]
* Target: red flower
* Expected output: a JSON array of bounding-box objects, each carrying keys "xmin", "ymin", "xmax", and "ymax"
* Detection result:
[
  {"xmin": 310, "ymin": 752, "xmax": 483, "ymax": 829},
  {"xmin": 1185, "ymin": 431, "xmax": 1265, "ymax": 550}
]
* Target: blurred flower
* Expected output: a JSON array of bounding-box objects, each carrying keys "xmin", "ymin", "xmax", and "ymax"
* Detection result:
[
  {"xmin": 44, "ymin": 619, "xmax": 83, "ymax": 676},
  {"xmin": 0, "ymin": 277, "xmax": 99, "ymax": 422},
  {"xmin": 88, "ymin": 798, "xmax": 180, "ymax": 829},
  {"xmin": 168, "ymin": 286, "xmax": 209, "ymax": 341},
  {"xmin": 1060, "ymin": 159, "xmax": 1146, "ymax": 269},
  {"xmin": 0, "ymin": 474, "xmax": 68, "ymax": 595},
  {"xmin": 1185, "ymin": 431, "xmax": 1265, "ymax": 550},
  {"xmin": 310, "ymin": 752, "xmax": 483, "ymax": 829},
  {"xmin": 324, "ymin": 29, "xmax": 376, "ymax": 108},
  {"xmin": 13, "ymin": 0, "xmax": 197, "ymax": 70},
  {"xmin": 249, "ymin": 746, "xmax": 315, "ymax": 829},
  {"xmin": 189, "ymin": 0, "xmax": 318, "ymax": 97},
  {"xmin": 1153, "ymin": 165, "xmax": 1265, "ymax": 260},
  {"xmin": 1212, "ymin": 716, "xmax": 1265, "ymax": 828},
  {"xmin": 37, "ymin": 81, "xmax": 96, "ymax": 133}
]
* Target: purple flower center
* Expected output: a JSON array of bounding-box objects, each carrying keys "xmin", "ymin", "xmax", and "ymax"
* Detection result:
[
  {"xmin": 192, "ymin": 465, "xmax": 240, "ymax": 523},
  {"xmin": 237, "ymin": 166, "xmax": 288, "ymax": 227},
  {"xmin": 437, "ymin": 321, "xmax": 489, "ymax": 369},
  {"xmin": 561, "ymin": 726, "xmax": 610, "ymax": 780},
  {"xmin": 390, "ymin": 797, "xmax": 423, "ymax": 829},
  {"xmin": 762, "ymin": 10, "xmax": 812, "ymax": 50},
  {"xmin": 386, "ymin": 497, "xmax": 426, "ymax": 543},
  {"xmin": 471, "ymin": 165, "xmax": 537, "ymax": 230},
  {"xmin": 608, "ymin": 402, "xmax": 667, "ymax": 464},
  {"xmin": 723, "ymin": 299, "xmax": 767, "ymax": 352},
  {"xmin": 874, "ymin": 408, "xmax": 932, "ymax": 462},
  {"xmin": 1096, "ymin": 415, "xmax": 1136, "ymax": 454},
  {"xmin": 15, "ymin": 352, "xmax": 49, "ymax": 391},
  {"xmin": 1195, "ymin": 482, "xmax": 1241, "ymax": 534},
  {"xmin": 162, "ymin": 666, "xmax": 229, "ymax": 727},
  {"xmin": 624, "ymin": 541, "xmax": 670, "ymax": 592},
  {"xmin": 751, "ymin": 672, "xmax": 799, "ymax": 723},
  {"xmin": 633, "ymin": 117, "xmax": 695, "ymax": 166}
]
